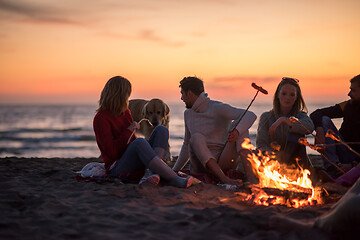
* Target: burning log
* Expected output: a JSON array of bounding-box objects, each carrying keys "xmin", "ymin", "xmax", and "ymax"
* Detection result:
[
  {"xmin": 244, "ymin": 182, "xmax": 313, "ymax": 196},
  {"xmin": 240, "ymin": 138, "xmax": 323, "ymax": 208},
  {"xmin": 261, "ymin": 187, "xmax": 311, "ymax": 200}
]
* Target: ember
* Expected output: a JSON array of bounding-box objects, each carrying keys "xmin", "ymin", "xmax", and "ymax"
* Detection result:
[{"xmin": 238, "ymin": 138, "xmax": 322, "ymax": 208}]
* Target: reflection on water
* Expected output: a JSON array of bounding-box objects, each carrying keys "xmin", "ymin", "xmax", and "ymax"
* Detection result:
[{"xmin": 0, "ymin": 103, "xmax": 342, "ymax": 158}]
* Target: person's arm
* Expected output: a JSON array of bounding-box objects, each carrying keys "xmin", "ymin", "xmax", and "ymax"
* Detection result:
[
  {"xmin": 289, "ymin": 111, "xmax": 315, "ymax": 135},
  {"xmin": 218, "ymin": 103, "xmax": 257, "ymax": 135},
  {"xmin": 310, "ymin": 103, "xmax": 344, "ymax": 129},
  {"xmin": 93, "ymin": 112, "xmax": 133, "ymax": 164},
  {"xmin": 172, "ymin": 121, "xmax": 190, "ymax": 171},
  {"xmin": 233, "ymin": 109, "xmax": 257, "ymax": 136},
  {"xmin": 310, "ymin": 103, "xmax": 345, "ymax": 145},
  {"xmin": 172, "ymin": 144, "xmax": 189, "ymax": 171},
  {"xmin": 268, "ymin": 117, "xmax": 292, "ymax": 136}
]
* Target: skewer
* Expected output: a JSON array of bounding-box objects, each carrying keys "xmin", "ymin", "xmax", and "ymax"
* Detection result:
[
  {"xmin": 230, "ymin": 83, "xmax": 268, "ymax": 133},
  {"xmin": 298, "ymin": 137, "xmax": 346, "ymax": 175},
  {"xmin": 126, "ymin": 119, "xmax": 153, "ymax": 144},
  {"xmin": 326, "ymin": 129, "xmax": 360, "ymax": 158},
  {"xmin": 289, "ymin": 116, "xmax": 315, "ymax": 136}
]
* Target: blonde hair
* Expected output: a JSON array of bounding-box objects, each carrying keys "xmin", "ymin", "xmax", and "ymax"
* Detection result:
[
  {"xmin": 272, "ymin": 77, "xmax": 307, "ymax": 117},
  {"xmin": 97, "ymin": 76, "xmax": 132, "ymax": 116}
]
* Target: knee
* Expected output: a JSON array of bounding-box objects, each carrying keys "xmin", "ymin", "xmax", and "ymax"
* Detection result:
[
  {"xmin": 153, "ymin": 125, "xmax": 169, "ymax": 139},
  {"xmin": 321, "ymin": 116, "xmax": 332, "ymax": 127},
  {"xmin": 190, "ymin": 133, "xmax": 206, "ymax": 145},
  {"xmin": 131, "ymin": 138, "xmax": 147, "ymax": 148}
]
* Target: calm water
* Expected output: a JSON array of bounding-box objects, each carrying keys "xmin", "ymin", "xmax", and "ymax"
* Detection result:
[{"xmin": 0, "ymin": 102, "xmax": 342, "ymax": 158}]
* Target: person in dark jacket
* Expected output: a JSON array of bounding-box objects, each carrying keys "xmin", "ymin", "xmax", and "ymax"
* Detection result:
[{"xmin": 310, "ymin": 74, "xmax": 360, "ymax": 185}]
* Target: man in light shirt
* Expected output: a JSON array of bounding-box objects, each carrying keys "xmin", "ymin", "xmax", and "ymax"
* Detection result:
[{"xmin": 172, "ymin": 76, "xmax": 257, "ymax": 186}]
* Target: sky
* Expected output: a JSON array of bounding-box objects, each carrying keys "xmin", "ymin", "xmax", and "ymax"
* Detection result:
[{"xmin": 0, "ymin": 0, "xmax": 359, "ymax": 105}]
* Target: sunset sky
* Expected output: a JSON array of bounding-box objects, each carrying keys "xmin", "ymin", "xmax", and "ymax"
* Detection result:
[{"xmin": 0, "ymin": 0, "xmax": 359, "ymax": 104}]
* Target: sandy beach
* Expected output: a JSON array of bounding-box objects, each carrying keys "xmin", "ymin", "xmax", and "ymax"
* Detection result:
[{"xmin": 0, "ymin": 156, "xmax": 349, "ymax": 240}]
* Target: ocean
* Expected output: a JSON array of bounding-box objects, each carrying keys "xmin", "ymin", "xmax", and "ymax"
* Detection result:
[{"xmin": 0, "ymin": 102, "xmax": 342, "ymax": 158}]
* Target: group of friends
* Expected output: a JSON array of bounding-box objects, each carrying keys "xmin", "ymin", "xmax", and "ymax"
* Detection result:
[{"xmin": 93, "ymin": 75, "xmax": 360, "ymax": 189}]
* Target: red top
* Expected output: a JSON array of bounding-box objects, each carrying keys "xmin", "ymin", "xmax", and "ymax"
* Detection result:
[{"xmin": 93, "ymin": 109, "xmax": 136, "ymax": 173}]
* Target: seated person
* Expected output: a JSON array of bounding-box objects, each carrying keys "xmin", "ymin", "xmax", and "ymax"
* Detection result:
[
  {"xmin": 256, "ymin": 77, "xmax": 314, "ymax": 169},
  {"xmin": 172, "ymin": 76, "xmax": 257, "ymax": 186},
  {"xmin": 310, "ymin": 74, "xmax": 360, "ymax": 186},
  {"xmin": 93, "ymin": 76, "xmax": 193, "ymax": 188}
]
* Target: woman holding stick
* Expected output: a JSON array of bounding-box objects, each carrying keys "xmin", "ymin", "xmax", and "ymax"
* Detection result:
[
  {"xmin": 93, "ymin": 76, "xmax": 193, "ymax": 187},
  {"xmin": 256, "ymin": 77, "xmax": 314, "ymax": 169}
]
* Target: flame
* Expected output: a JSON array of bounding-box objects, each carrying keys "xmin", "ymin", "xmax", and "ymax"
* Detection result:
[
  {"xmin": 239, "ymin": 138, "xmax": 322, "ymax": 208},
  {"xmin": 325, "ymin": 129, "xmax": 341, "ymax": 141}
]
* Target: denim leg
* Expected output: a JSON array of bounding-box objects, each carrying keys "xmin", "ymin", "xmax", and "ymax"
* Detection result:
[
  {"xmin": 321, "ymin": 116, "xmax": 358, "ymax": 167},
  {"xmin": 321, "ymin": 116, "xmax": 340, "ymax": 168},
  {"xmin": 281, "ymin": 133, "xmax": 310, "ymax": 169},
  {"xmin": 148, "ymin": 125, "xmax": 169, "ymax": 150},
  {"xmin": 337, "ymin": 142, "xmax": 359, "ymax": 165},
  {"xmin": 110, "ymin": 138, "xmax": 157, "ymax": 176}
]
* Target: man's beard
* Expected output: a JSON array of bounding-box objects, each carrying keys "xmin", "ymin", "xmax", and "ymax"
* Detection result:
[{"xmin": 185, "ymin": 103, "xmax": 192, "ymax": 109}]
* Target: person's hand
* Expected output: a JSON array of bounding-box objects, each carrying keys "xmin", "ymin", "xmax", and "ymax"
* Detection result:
[
  {"xmin": 228, "ymin": 129, "xmax": 239, "ymax": 142},
  {"xmin": 127, "ymin": 121, "xmax": 140, "ymax": 131},
  {"xmin": 268, "ymin": 117, "xmax": 292, "ymax": 136}
]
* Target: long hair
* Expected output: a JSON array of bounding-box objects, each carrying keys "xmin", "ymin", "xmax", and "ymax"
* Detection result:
[
  {"xmin": 97, "ymin": 76, "xmax": 132, "ymax": 116},
  {"xmin": 272, "ymin": 77, "xmax": 307, "ymax": 117}
]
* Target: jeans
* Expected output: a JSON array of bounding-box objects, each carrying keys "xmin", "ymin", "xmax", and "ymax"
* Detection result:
[
  {"xmin": 321, "ymin": 116, "xmax": 358, "ymax": 169},
  {"xmin": 110, "ymin": 126, "xmax": 169, "ymax": 176}
]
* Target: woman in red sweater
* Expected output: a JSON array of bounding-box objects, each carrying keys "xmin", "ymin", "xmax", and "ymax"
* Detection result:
[{"xmin": 93, "ymin": 76, "xmax": 193, "ymax": 188}]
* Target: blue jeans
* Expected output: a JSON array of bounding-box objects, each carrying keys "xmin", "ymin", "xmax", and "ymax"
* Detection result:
[
  {"xmin": 321, "ymin": 116, "xmax": 358, "ymax": 169},
  {"xmin": 109, "ymin": 126, "xmax": 169, "ymax": 176}
]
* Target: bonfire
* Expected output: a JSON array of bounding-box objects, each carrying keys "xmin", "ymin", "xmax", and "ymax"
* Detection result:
[{"xmin": 236, "ymin": 138, "xmax": 322, "ymax": 208}]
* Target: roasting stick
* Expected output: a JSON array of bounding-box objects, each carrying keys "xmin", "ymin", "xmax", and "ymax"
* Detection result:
[
  {"xmin": 326, "ymin": 129, "xmax": 360, "ymax": 159},
  {"xmin": 230, "ymin": 83, "xmax": 268, "ymax": 133},
  {"xmin": 222, "ymin": 83, "xmax": 267, "ymax": 156},
  {"xmin": 126, "ymin": 119, "xmax": 153, "ymax": 144},
  {"xmin": 290, "ymin": 117, "xmax": 346, "ymax": 173},
  {"xmin": 289, "ymin": 117, "xmax": 315, "ymax": 136},
  {"xmin": 292, "ymin": 117, "xmax": 348, "ymax": 175}
]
